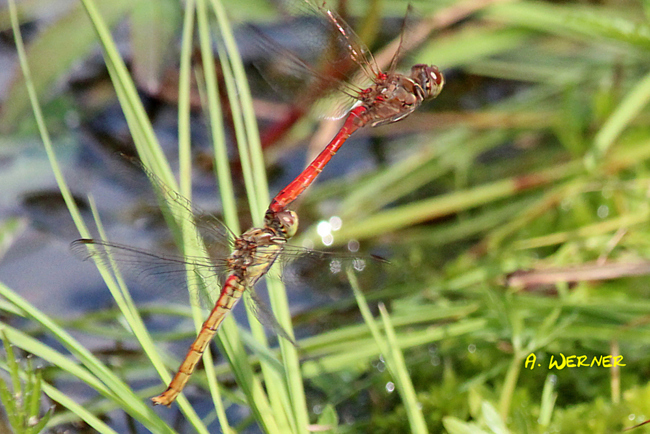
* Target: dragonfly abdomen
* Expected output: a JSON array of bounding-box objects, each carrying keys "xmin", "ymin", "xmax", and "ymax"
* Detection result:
[{"xmin": 151, "ymin": 274, "xmax": 245, "ymax": 406}]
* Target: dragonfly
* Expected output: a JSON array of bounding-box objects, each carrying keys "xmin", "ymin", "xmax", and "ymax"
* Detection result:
[
  {"xmin": 73, "ymin": 207, "xmax": 297, "ymax": 406},
  {"xmin": 71, "ymin": 171, "xmax": 381, "ymax": 406},
  {"xmin": 264, "ymin": 1, "xmax": 445, "ymax": 213}
]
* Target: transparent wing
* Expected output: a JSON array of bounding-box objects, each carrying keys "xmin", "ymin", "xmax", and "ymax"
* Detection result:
[
  {"xmin": 254, "ymin": 0, "xmax": 384, "ymax": 120},
  {"xmin": 245, "ymin": 290, "xmax": 298, "ymax": 347},
  {"xmin": 386, "ymin": 4, "xmax": 414, "ymax": 75},
  {"xmin": 250, "ymin": 22, "xmax": 363, "ymax": 119},
  {"xmin": 279, "ymin": 242, "xmax": 388, "ymax": 266},
  {"xmin": 71, "ymin": 238, "xmax": 230, "ymax": 308},
  {"xmin": 128, "ymin": 158, "xmax": 236, "ymax": 254},
  {"xmin": 300, "ymin": 1, "xmax": 384, "ymax": 120},
  {"xmin": 108, "ymin": 155, "xmax": 235, "ymax": 255},
  {"xmin": 277, "ymin": 243, "xmax": 389, "ymax": 293},
  {"xmin": 286, "ymin": 0, "xmax": 382, "ymax": 81}
]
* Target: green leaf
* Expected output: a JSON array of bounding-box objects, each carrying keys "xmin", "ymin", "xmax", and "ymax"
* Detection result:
[
  {"xmin": 443, "ymin": 416, "xmax": 491, "ymax": 434},
  {"xmin": 315, "ymin": 404, "xmax": 338, "ymax": 432},
  {"xmin": 481, "ymin": 401, "xmax": 509, "ymax": 434}
]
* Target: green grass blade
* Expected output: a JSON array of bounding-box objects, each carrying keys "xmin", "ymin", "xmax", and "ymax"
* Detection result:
[
  {"xmin": 195, "ymin": 0, "xmax": 236, "ymax": 429},
  {"xmin": 538, "ymin": 374, "xmax": 558, "ymax": 427},
  {"xmin": 218, "ymin": 2, "xmax": 309, "ymax": 429},
  {"xmin": 209, "ymin": 0, "xmax": 268, "ymax": 217},
  {"xmin": 347, "ymin": 269, "xmax": 428, "ymax": 434},
  {"xmin": 196, "ymin": 0, "xmax": 238, "ymax": 232},
  {"xmin": 3, "ymin": 330, "xmax": 21, "ymax": 406},
  {"xmin": 7, "ymin": 0, "xmax": 91, "ymax": 240},
  {"xmin": 0, "ymin": 0, "xmax": 132, "ymax": 132},
  {"xmin": 210, "ymin": 0, "xmax": 308, "ymax": 427},
  {"xmin": 178, "ymin": 0, "xmax": 195, "ymax": 201},
  {"xmin": 10, "ymin": 0, "xmax": 207, "ymax": 429},
  {"xmin": 175, "ymin": 2, "xmax": 233, "ymax": 428},
  {"xmin": 78, "ymin": 0, "xmax": 173, "ymax": 184},
  {"xmin": 0, "ymin": 285, "xmax": 173, "ymax": 432},
  {"xmin": 39, "ymin": 379, "xmax": 119, "ymax": 434},
  {"xmin": 377, "ymin": 303, "xmax": 429, "ymax": 434},
  {"xmin": 590, "ymin": 70, "xmax": 650, "ymax": 162},
  {"xmin": 209, "ymin": 1, "xmax": 308, "ymax": 432},
  {"xmin": 27, "ymin": 371, "xmax": 45, "ymax": 433},
  {"xmin": 0, "ymin": 374, "xmax": 18, "ymax": 431},
  {"xmin": 214, "ymin": 33, "xmax": 260, "ymax": 216},
  {"xmin": 329, "ymin": 161, "xmax": 582, "ymax": 243}
]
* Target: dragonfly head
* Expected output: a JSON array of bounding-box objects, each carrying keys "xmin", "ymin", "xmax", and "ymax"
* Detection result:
[
  {"xmin": 265, "ymin": 209, "xmax": 299, "ymax": 240},
  {"xmin": 410, "ymin": 64, "xmax": 444, "ymax": 100}
]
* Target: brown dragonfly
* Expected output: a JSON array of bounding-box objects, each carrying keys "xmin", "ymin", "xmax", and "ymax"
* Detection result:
[{"xmin": 72, "ymin": 171, "xmax": 382, "ymax": 406}]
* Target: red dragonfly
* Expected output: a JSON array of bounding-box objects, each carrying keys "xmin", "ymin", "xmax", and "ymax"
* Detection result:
[
  {"xmin": 72, "ymin": 171, "xmax": 381, "ymax": 406},
  {"xmin": 264, "ymin": 1, "xmax": 444, "ymax": 213}
]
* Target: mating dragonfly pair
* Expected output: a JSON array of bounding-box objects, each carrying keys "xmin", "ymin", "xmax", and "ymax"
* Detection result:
[{"xmin": 73, "ymin": 0, "xmax": 444, "ymax": 406}]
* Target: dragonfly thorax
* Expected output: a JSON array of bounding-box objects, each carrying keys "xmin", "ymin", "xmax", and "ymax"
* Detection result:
[
  {"xmin": 360, "ymin": 65, "xmax": 444, "ymax": 127},
  {"xmin": 360, "ymin": 74, "xmax": 425, "ymax": 127},
  {"xmin": 232, "ymin": 227, "xmax": 286, "ymax": 284},
  {"xmin": 236, "ymin": 228, "xmax": 277, "ymax": 250}
]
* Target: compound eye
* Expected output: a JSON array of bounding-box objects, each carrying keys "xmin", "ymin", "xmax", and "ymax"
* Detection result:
[
  {"xmin": 430, "ymin": 69, "xmax": 443, "ymax": 86},
  {"xmin": 278, "ymin": 210, "xmax": 299, "ymax": 238},
  {"xmin": 427, "ymin": 67, "xmax": 444, "ymax": 98}
]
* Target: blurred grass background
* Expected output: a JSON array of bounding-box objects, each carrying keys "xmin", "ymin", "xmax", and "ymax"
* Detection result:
[{"xmin": 1, "ymin": 0, "xmax": 650, "ymax": 432}]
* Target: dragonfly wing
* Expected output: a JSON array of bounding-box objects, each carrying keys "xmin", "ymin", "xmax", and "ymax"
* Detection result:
[
  {"xmin": 249, "ymin": 22, "xmax": 362, "ymax": 118},
  {"xmin": 71, "ymin": 238, "xmax": 230, "ymax": 308},
  {"xmin": 254, "ymin": 0, "xmax": 386, "ymax": 120},
  {"xmin": 304, "ymin": 2, "xmax": 383, "ymax": 120},
  {"xmin": 385, "ymin": 5, "xmax": 416, "ymax": 75},
  {"xmin": 244, "ymin": 289, "xmax": 298, "ymax": 347},
  {"xmin": 120, "ymin": 155, "xmax": 236, "ymax": 255},
  {"xmin": 249, "ymin": 24, "xmax": 338, "ymax": 92},
  {"xmin": 277, "ymin": 243, "xmax": 389, "ymax": 295},
  {"xmin": 283, "ymin": 0, "xmax": 382, "ymax": 80}
]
